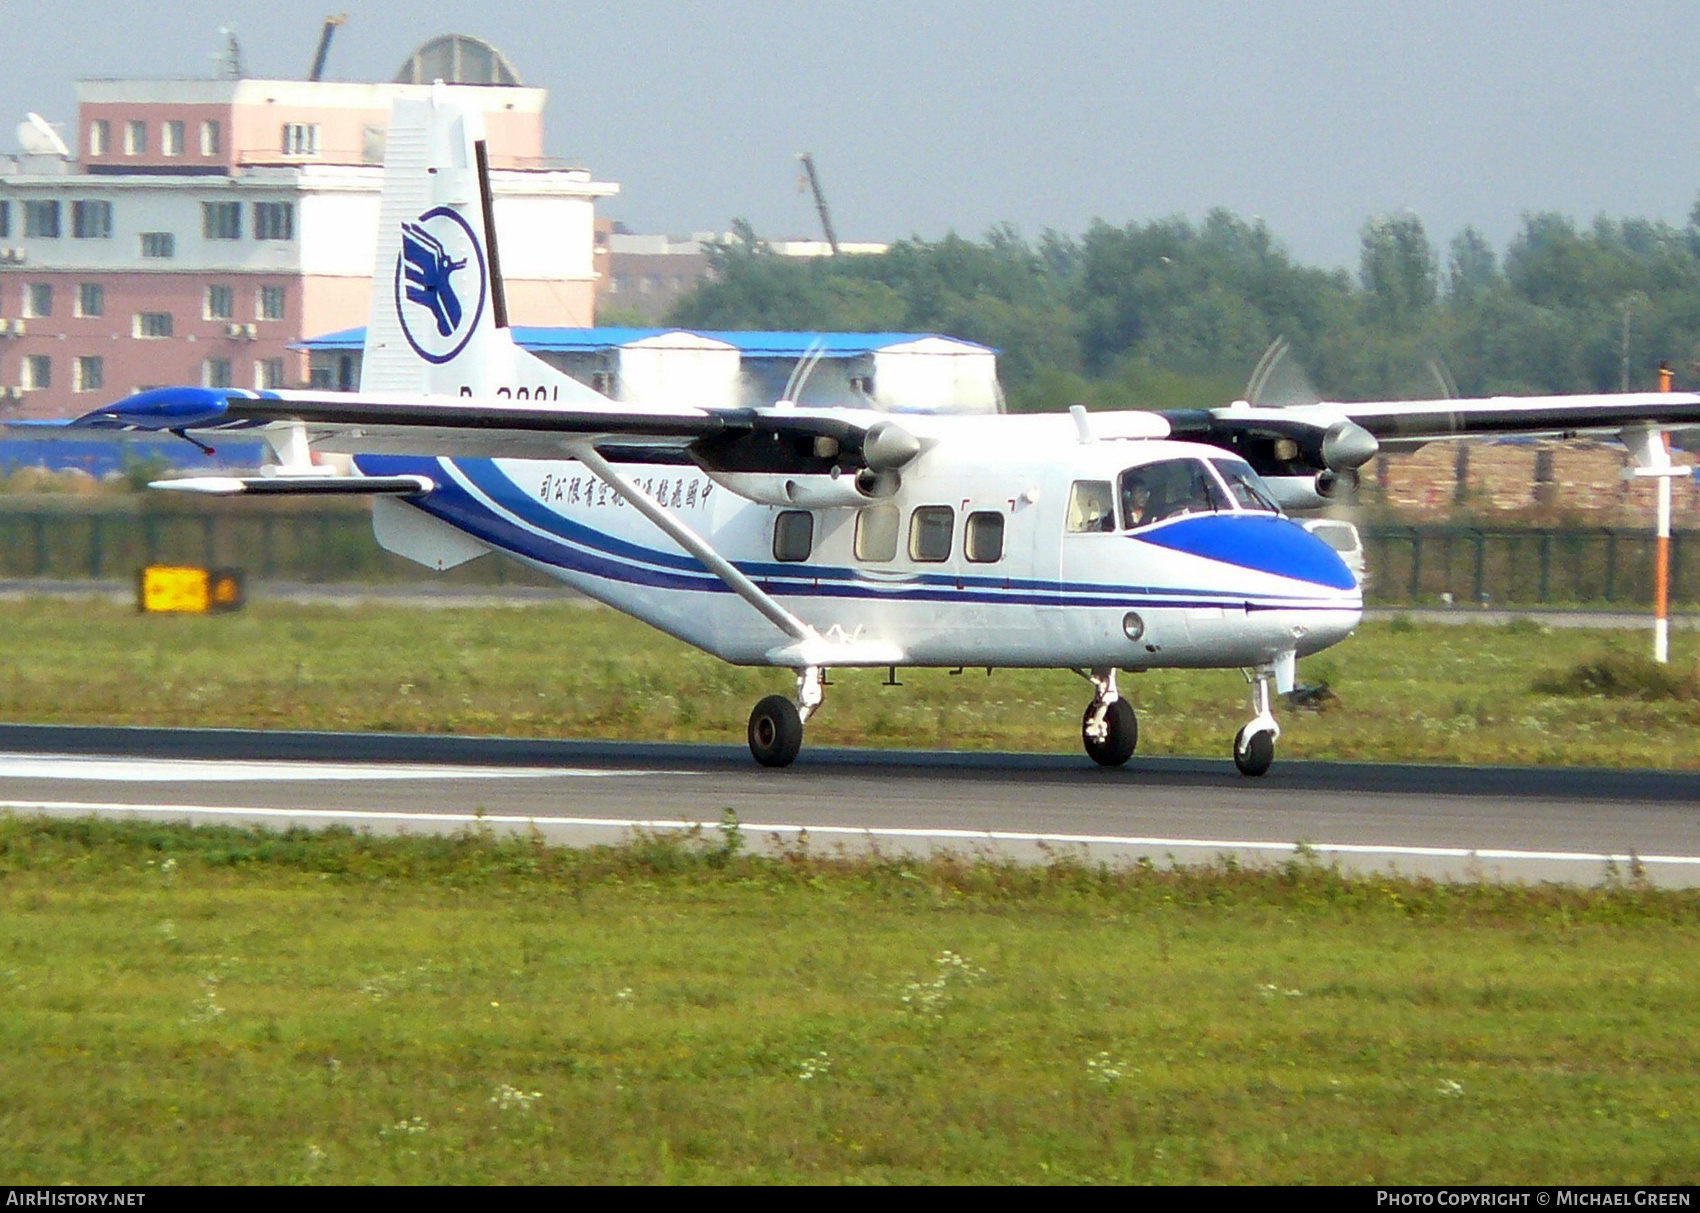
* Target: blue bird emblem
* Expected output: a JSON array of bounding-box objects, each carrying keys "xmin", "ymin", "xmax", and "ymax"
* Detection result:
[{"xmin": 401, "ymin": 221, "xmax": 468, "ymax": 338}]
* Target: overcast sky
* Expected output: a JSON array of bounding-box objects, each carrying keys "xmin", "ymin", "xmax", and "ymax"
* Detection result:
[{"xmin": 5, "ymin": 1, "xmax": 1698, "ymax": 269}]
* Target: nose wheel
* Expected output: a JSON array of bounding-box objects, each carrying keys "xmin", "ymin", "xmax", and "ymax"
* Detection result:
[
  {"xmin": 1080, "ymin": 668, "xmax": 1138, "ymax": 767},
  {"xmin": 1232, "ymin": 663, "xmax": 1282, "ymax": 777}
]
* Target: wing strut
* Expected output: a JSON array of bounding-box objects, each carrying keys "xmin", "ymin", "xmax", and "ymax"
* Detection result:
[{"xmin": 566, "ymin": 443, "xmax": 815, "ymax": 646}]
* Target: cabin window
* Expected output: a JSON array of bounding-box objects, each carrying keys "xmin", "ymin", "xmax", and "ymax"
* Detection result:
[
  {"xmin": 908, "ymin": 506, "xmax": 955, "ymax": 562},
  {"xmin": 1209, "ymin": 458, "xmax": 1281, "ymax": 514},
  {"xmin": 965, "ymin": 511, "xmax": 1005, "ymax": 563},
  {"xmin": 1065, "ymin": 481, "xmax": 1115, "ymax": 533},
  {"xmin": 1118, "ymin": 459, "xmax": 1228, "ymax": 529},
  {"xmin": 854, "ymin": 504, "xmax": 899, "ymax": 562},
  {"xmin": 773, "ymin": 510, "xmax": 814, "ymax": 562}
]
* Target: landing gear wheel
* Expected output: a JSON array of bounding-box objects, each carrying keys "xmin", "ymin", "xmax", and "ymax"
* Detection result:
[
  {"xmin": 1233, "ymin": 727, "xmax": 1275, "ymax": 778},
  {"xmin": 1082, "ymin": 699, "xmax": 1138, "ymax": 767},
  {"xmin": 748, "ymin": 695, "xmax": 804, "ymax": 768}
]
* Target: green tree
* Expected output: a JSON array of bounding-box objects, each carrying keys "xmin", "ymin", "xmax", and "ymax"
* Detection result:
[{"xmin": 1359, "ymin": 213, "xmax": 1437, "ymax": 324}]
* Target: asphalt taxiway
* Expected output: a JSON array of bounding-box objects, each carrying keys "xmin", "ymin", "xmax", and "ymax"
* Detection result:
[{"xmin": 0, "ymin": 723, "xmax": 1694, "ymax": 887}]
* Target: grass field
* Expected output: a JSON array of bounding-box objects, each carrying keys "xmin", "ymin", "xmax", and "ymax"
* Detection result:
[
  {"xmin": 0, "ymin": 818, "xmax": 1694, "ymax": 1184},
  {"xmin": 0, "ymin": 598, "xmax": 1696, "ymax": 767}
]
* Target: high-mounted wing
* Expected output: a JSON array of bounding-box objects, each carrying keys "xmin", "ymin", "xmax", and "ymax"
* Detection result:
[
  {"xmin": 1164, "ymin": 390, "xmax": 1700, "ymax": 508},
  {"xmin": 69, "ymin": 385, "xmax": 925, "ymax": 506}
]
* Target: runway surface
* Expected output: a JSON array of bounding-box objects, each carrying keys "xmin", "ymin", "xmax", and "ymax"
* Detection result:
[{"xmin": 0, "ymin": 723, "xmax": 1694, "ymax": 887}]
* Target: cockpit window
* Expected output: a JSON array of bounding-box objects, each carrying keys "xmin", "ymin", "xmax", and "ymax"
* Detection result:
[
  {"xmin": 1066, "ymin": 481, "xmax": 1116, "ymax": 533},
  {"xmin": 1209, "ymin": 458, "xmax": 1283, "ymax": 514},
  {"xmin": 1118, "ymin": 459, "xmax": 1229, "ymax": 529}
]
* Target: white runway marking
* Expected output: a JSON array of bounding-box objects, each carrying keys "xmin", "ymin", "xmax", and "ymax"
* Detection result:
[
  {"xmin": 0, "ymin": 800, "xmax": 1695, "ymax": 872},
  {"xmin": 0, "ymin": 754, "xmax": 696, "ymax": 783}
]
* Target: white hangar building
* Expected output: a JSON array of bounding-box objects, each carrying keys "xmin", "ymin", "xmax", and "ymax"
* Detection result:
[{"xmin": 302, "ymin": 327, "xmax": 1002, "ymax": 413}]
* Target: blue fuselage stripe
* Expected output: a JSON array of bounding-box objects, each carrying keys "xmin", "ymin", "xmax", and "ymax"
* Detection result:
[{"xmin": 355, "ymin": 455, "xmax": 1361, "ymax": 610}]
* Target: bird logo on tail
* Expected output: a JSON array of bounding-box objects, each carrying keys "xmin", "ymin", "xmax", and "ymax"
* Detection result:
[{"xmin": 393, "ymin": 206, "xmax": 487, "ymax": 364}]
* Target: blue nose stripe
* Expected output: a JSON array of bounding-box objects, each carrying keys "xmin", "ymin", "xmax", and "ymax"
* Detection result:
[{"xmin": 1134, "ymin": 515, "xmax": 1357, "ymax": 590}]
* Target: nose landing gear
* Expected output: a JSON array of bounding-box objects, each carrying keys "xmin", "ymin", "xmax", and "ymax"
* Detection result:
[
  {"xmin": 748, "ymin": 666, "xmax": 824, "ymax": 768},
  {"xmin": 1080, "ymin": 667, "xmax": 1138, "ymax": 767},
  {"xmin": 1232, "ymin": 663, "xmax": 1282, "ymax": 777}
]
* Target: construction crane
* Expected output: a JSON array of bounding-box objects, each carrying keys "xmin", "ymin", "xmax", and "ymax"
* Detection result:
[
  {"xmin": 308, "ymin": 14, "xmax": 348, "ymax": 82},
  {"xmin": 796, "ymin": 153, "xmax": 841, "ymax": 256}
]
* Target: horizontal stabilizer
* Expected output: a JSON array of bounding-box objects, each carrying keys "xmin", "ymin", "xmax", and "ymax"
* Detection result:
[{"xmin": 149, "ymin": 474, "xmax": 434, "ymax": 497}]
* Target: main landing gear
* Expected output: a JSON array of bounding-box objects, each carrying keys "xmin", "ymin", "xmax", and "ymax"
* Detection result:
[
  {"xmin": 747, "ymin": 667, "xmax": 823, "ymax": 768},
  {"xmin": 1232, "ymin": 663, "xmax": 1281, "ymax": 778},
  {"xmin": 1080, "ymin": 668, "xmax": 1138, "ymax": 767}
]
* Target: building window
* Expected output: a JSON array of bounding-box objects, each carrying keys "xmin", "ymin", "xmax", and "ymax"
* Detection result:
[
  {"xmin": 255, "ymin": 358, "xmax": 285, "ymax": 390},
  {"xmin": 23, "ymin": 200, "xmax": 60, "ymax": 238},
  {"xmin": 200, "ymin": 121, "xmax": 221, "ymax": 157},
  {"xmin": 75, "ymin": 283, "xmax": 104, "ymax": 318},
  {"xmin": 73, "ymin": 356, "xmax": 103, "ymax": 394},
  {"xmin": 965, "ymin": 511, "xmax": 1006, "ymax": 563},
  {"xmin": 258, "ymin": 285, "xmax": 286, "ymax": 320},
  {"xmin": 908, "ymin": 506, "xmax": 955, "ymax": 562},
  {"xmin": 124, "ymin": 120, "xmax": 146, "ymax": 156},
  {"xmin": 134, "ymin": 312, "xmax": 173, "ymax": 339},
  {"xmin": 0, "ymin": 202, "xmax": 9, "ymax": 238},
  {"xmin": 204, "ymin": 285, "xmax": 234, "ymax": 321},
  {"xmin": 281, "ymin": 123, "xmax": 319, "ymax": 156},
  {"xmin": 23, "ymin": 284, "xmax": 51, "ymax": 319},
  {"xmin": 87, "ymin": 120, "xmax": 109, "ymax": 157},
  {"xmin": 21, "ymin": 355, "xmax": 50, "ymax": 391},
  {"xmin": 71, "ymin": 200, "xmax": 112, "ymax": 239},
  {"xmin": 203, "ymin": 358, "xmax": 232, "ymax": 389},
  {"xmin": 162, "ymin": 121, "xmax": 184, "ymax": 157},
  {"xmin": 139, "ymin": 231, "xmax": 174, "ymax": 259},
  {"xmin": 253, "ymin": 203, "xmax": 293, "ymax": 241},
  {"xmin": 202, "ymin": 201, "xmax": 241, "ymax": 240}
]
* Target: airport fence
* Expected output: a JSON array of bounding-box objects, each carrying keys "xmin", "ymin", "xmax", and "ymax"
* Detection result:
[{"xmin": 0, "ymin": 501, "xmax": 1694, "ymax": 607}]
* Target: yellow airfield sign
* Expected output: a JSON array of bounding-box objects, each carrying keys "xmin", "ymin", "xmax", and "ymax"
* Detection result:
[{"xmin": 137, "ymin": 566, "xmax": 246, "ymax": 614}]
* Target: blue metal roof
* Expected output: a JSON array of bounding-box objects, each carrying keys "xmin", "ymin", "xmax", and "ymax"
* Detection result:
[{"xmin": 298, "ymin": 326, "xmax": 994, "ymax": 357}]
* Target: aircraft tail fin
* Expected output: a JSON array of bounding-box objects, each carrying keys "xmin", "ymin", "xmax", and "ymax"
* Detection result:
[{"xmin": 361, "ymin": 84, "xmax": 606, "ymax": 406}]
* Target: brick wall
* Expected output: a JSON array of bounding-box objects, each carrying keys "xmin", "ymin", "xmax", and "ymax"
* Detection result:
[{"xmin": 1369, "ymin": 440, "xmax": 1698, "ymax": 523}]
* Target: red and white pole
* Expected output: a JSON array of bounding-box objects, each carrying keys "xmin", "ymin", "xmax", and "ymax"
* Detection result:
[{"xmin": 1655, "ymin": 363, "xmax": 1673, "ymax": 664}]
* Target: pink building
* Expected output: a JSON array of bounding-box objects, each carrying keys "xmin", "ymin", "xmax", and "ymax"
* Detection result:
[{"xmin": 0, "ymin": 34, "xmax": 616, "ymax": 418}]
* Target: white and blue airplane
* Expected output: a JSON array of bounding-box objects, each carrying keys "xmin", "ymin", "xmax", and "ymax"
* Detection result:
[{"xmin": 69, "ymin": 88, "xmax": 1700, "ymax": 775}]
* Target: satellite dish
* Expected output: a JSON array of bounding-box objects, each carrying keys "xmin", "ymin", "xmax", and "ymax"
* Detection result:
[{"xmin": 16, "ymin": 113, "xmax": 70, "ymax": 158}]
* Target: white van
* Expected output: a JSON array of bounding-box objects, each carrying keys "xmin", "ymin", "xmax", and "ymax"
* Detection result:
[{"xmin": 1301, "ymin": 518, "xmax": 1367, "ymax": 586}]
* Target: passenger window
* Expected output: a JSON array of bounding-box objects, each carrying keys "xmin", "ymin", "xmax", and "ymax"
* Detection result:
[
  {"xmin": 773, "ymin": 510, "xmax": 814, "ymax": 562},
  {"xmin": 854, "ymin": 503, "xmax": 899, "ymax": 562},
  {"xmin": 1066, "ymin": 481, "xmax": 1116, "ymax": 533},
  {"xmin": 965, "ymin": 511, "xmax": 1004, "ymax": 563},
  {"xmin": 908, "ymin": 506, "xmax": 955, "ymax": 562},
  {"xmin": 1119, "ymin": 459, "xmax": 1229, "ymax": 529}
]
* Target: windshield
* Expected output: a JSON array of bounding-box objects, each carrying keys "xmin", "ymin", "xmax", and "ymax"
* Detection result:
[
  {"xmin": 1118, "ymin": 459, "xmax": 1229, "ymax": 529},
  {"xmin": 1208, "ymin": 458, "xmax": 1283, "ymax": 514}
]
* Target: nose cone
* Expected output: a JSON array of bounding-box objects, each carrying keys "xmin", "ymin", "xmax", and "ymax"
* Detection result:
[{"xmin": 1140, "ymin": 514, "xmax": 1359, "ymax": 592}]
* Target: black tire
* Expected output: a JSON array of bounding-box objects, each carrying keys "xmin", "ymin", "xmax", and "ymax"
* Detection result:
[
  {"xmin": 748, "ymin": 695, "xmax": 804, "ymax": 768},
  {"xmin": 1082, "ymin": 698, "xmax": 1138, "ymax": 767},
  {"xmin": 1233, "ymin": 727, "xmax": 1275, "ymax": 778}
]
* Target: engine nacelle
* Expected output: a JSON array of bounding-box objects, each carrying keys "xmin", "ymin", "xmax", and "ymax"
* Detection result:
[
  {"xmin": 692, "ymin": 418, "xmax": 921, "ymax": 509},
  {"xmin": 706, "ymin": 469, "xmax": 887, "ymax": 509},
  {"xmin": 1262, "ymin": 470, "xmax": 1360, "ymax": 511}
]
